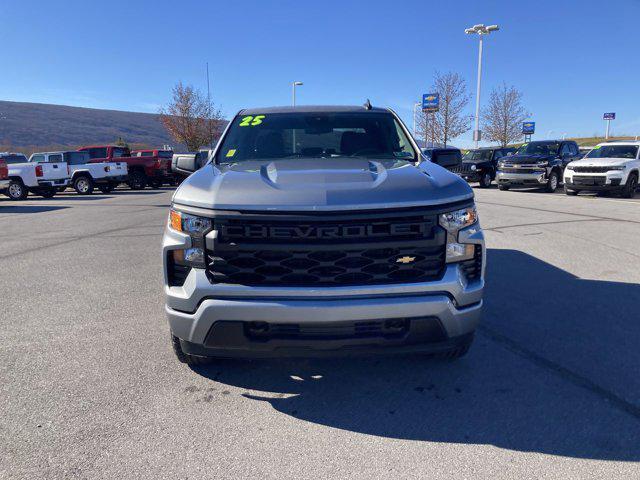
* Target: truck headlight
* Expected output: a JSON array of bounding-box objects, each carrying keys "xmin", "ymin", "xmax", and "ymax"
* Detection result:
[
  {"xmin": 470, "ymin": 164, "xmax": 477, "ymax": 171},
  {"xmin": 566, "ymin": 165, "xmax": 574, "ymax": 170},
  {"xmin": 169, "ymin": 209, "xmax": 213, "ymax": 268},
  {"xmin": 439, "ymin": 207, "xmax": 478, "ymax": 263},
  {"xmin": 608, "ymin": 165, "xmax": 626, "ymax": 171}
]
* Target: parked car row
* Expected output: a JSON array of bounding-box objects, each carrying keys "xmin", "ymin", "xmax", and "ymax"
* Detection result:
[
  {"xmin": 437, "ymin": 140, "xmax": 639, "ymax": 199},
  {"xmin": 0, "ymin": 145, "xmax": 181, "ymax": 200}
]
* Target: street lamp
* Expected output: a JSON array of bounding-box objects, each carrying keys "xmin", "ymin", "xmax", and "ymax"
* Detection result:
[
  {"xmin": 465, "ymin": 23, "xmax": 499, "ymax": 148},
  {"xmin": 292, "ymin": 81, "xmax": 303, "ymax": 106}
]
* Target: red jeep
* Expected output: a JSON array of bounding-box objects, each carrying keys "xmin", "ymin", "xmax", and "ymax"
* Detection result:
[{"xmin": 78, "ymin": 145, "xmax": 171, "ymax": 189}]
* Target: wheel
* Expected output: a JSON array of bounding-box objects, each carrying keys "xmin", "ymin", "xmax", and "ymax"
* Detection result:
[
  {"xmin": 73, "ymin": 175, "xmax": 94, "ymax": 195},
  {"xmin": 128, "ymin": 171, "xmax": 147, "ymax": 190},
  {"xmin": 621, "ymin": 173, "xmax": 638, "ymax": 199},
  {"xmin": 498, "ymin": 184, "xmax": 510, "ymax": 191},
  {"xmin": 171, "ymin": 334, "xmax": 213, "ymax": 366},
  {"xmin": 432, "ymin": 336, "xmax": 474, "ymax": 360},
  {"xmin": 545, "ymin": 171, "xmax": 559, "ymax": 193},
  {"xmin": 478, "ymin": 171, "xmax": 492, "ymax": 188},
  {"xmin": 6, "ymin": 180, "xmax": 28, "ymax": 200},
  {"xmin": 564, "ymin": 186, "xmax": 579, "ymax": 196},
  {"xmin": 39, "ymin": 188, "xmax": 56, "ymax": 198},
  {"xmin": 99, "ymin": 183, "xmax": 114, "ymax": 194}
]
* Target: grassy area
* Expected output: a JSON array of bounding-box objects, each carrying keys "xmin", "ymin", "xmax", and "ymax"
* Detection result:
[{"xmin": 566, "ymin": 136, "xmax": 639, "ymax": 146}]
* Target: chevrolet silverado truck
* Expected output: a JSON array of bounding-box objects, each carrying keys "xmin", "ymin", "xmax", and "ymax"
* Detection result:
[
  {"xmin": 164, "ymin": 105, "xmax": 485, "ymax": 365},
  {"xmin": 452, "ymin": 147, "xmax": 515, "ymax": 188},
  {"xmin": 564, "ymin": 141, "xmax": 639, "ymax": 198},
  {"xmin": 131, "ymin": 149, "xmax": 174, "ymax": 185},
  {"xmin": 29, "ymin": 151, "xmax": 127, "ymax": 194},
  {"xmin": 0, "ymin": 152, "xmax": 70, "ymax": 200},
  {"xmin": 78, "ymin": 145, "xmax": 170, "ymax": 190},
  {"xmin": 0, "ymin": 157, "xmax": 9, "ymax": 192},
  {"xmin": 496, "ymin": 140, "xmax": 580, "ymax": 192}
]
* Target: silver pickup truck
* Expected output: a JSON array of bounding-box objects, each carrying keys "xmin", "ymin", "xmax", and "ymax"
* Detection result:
[{"xmin": 163, "ymin": 105, "xmax": 485, "ymax": 364}]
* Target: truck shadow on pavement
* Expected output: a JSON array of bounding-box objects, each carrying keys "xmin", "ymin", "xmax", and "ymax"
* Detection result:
[
  {"xmin": 0, "ymin": 205, "xmax": 69, "ymax": 214},
  {"xmin": 192, "ymin": 249, "xmax": 640, "ymax": 461}
]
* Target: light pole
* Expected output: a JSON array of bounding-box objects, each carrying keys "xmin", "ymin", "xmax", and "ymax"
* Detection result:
[
  {"xmin": 292, "ymin": 81, "xmax": 303, "ymax": 106},
  {"xmin": 465, "ymin": 23, "xmax": 499, "ymax": 148},
  {"xmin": 413, "ymin": 102, "xmax": 421, "ymax": 138}
]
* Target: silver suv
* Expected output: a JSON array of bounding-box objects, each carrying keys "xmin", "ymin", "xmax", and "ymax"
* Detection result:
[{"xmin": 163, "ymin": 105, "xmax": 485, "ymax": 364}]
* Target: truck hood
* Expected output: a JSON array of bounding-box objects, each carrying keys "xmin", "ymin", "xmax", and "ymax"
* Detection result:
[
  {"xmin": 502, "ymin": 154, "xmax": 552, "ymax": 164},
  {"xmin": 172, "ymin": 158, "xmax": 473, "ymax": 212},
  {"xmin": 569, "ymin": 157, "xmax": 631, "ymax": 167}
]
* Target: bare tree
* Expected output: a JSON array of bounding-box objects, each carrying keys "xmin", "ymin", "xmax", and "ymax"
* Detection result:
[
  {"xmin": 159, "ymin": 82, "xmax": 224, "ymax": 151},
  {"xmin": 482, "ymin": 83, "xmax": 530, "ymax": 147},
  {"xmin": 430, "ymin": 72, "xmax": 472, "ymax": 147},
  {"xmin": 415, "ymin": 110, "xmax": 438, "ymax": 148}
]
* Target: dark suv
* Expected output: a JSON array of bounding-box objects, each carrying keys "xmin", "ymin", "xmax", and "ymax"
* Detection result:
[
  {"xmin": 422, "ymin": 147, "xmax": 462, "ymax": 172},
  {"xmin": 452, "ymin": 147, "xmax": 516, "ymax": 188},
  {"xmin": 496, "ymin": 140, "xmax": 580, "ymax": 192}
]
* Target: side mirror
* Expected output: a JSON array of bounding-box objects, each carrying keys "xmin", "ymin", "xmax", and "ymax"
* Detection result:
[{"xmin": 173, "ymin": 154, "xmax": 197, "ymax": 174}]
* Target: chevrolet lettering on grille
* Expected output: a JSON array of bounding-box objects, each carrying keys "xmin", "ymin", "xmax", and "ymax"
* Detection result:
[{"xmin": 221, "ymin": 222, "xmax": 427, "ymax": 240}]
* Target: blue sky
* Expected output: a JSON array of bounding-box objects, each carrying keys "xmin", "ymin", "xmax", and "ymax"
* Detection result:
[{"xmin": 1, "ymin": 0, "xmax": 639, "ymax": 147}]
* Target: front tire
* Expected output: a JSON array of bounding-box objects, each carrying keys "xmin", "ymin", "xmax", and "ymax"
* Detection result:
[
  {"xmin": 498, "ymin": 184, "xmax": 510, "ymax": 191},
  {"xmin": 73, "ymin": 176, "xmax": 94, "ymax": 195},
  {"xmin": 128, "ymin": 171, "xmax": 147, "ymax": 190},
  {"xmin": 621, "ymin": 173, "xmax": 638, "ymax": 199},
  {"xmin": 6, "ymin": 180, "xmax": 28, "ymax": 200},
  {"xmin": 171, "ymin": 334, "xmax": 214, "ymax": 366},
  {"xmin": 545, "ymin": 171, "xmax": 559, "ymax": 193},
  {"xmin": 479, "ymin": 171, "xmax": 492, "ymax": 188}
]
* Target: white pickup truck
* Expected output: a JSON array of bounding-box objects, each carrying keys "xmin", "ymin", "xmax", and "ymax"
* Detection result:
[
  {"xmin": 30, "ymin": 151, "xmax": 128, "ymax": 194},
  {"xmin": 0, "ymin": 152, "xmax": 70, "ymax": 200}
]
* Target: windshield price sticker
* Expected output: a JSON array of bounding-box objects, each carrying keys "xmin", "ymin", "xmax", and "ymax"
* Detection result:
[
  {"xmin": 226, "ymin": 149, "xmax": 237, "ymax": 157},
  {"xmin": 239, "ymin": 115, "xmax": 266, "ymax": 127}
]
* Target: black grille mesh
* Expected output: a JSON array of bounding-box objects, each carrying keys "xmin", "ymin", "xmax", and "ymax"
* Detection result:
[
  {"xmin": 572, "ymin": 166, "xmax": 612, "ymax": 173},
  {"xmin": 206, "ymin": 210, "xmax": 447, "ymax": 287}
]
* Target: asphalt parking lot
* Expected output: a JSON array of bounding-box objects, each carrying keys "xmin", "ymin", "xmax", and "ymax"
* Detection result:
[{"xmin": 1, "ymin": 186, "xmax": 640, "ymax": 479}]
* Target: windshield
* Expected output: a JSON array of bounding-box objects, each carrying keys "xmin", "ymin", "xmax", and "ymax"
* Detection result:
[
  {"xmin": 463, "ymin": 150, "xmax": 492, "ymax": 161},
  {"xmin": 516, "ymin": 142, "xmax": 559, "ymax": 156},
  {"xmin": 585, "ymin": 145, "xmax": 638, "ymax": 159},
  {"xmin": 64, "ymin": 152, "xmax": 90, "ymax": 165},
  {"xmin": 215, "ymin": 112, "xmax": 416, "ymax": 163}
]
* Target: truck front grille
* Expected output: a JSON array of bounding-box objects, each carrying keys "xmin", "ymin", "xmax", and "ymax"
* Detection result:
[
  {"xmin": 449, "ymin": 163, "xmax": 474, "ymax": 174},
  {"xmin": 572, "ymin": 166, "xmax": 612, "ymax": 173},
  {"xmin": 206, "ymin": 208, "xmax": 448, "ymax": 287},
  {"xmin": 572, "ymin": 176, "xmax": 606, "ymax": 186}
]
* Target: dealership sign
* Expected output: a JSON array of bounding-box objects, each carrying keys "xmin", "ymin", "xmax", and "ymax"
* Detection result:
[
  {"xmin": 422, "ymin": 93, "xmax": 439, "ymax": 112},
  {"xmin": 603, "ymin": 112, "xmax": 616, "ymax": 120},
  {"xmin": 522, "ymin": 122, "xmax": 535, "ymax": 134}
]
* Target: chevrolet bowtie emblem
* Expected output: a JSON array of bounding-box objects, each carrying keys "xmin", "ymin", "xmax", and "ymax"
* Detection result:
[{"xmin": 396, "ymin": 256, "xmax": 416, "ymax": 264}]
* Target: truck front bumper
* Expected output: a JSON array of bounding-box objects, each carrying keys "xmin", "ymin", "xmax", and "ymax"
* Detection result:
[
  {"xmin": 564, "ymin": 174, "xmax": 623, "ymax": 191},
  {"xmin": 164, "ymin": 226, "xmax": 485, "ymax": 358},
  {"xmin": 496, "ymin": 170, "xmax": 547, "ymax": 187}
]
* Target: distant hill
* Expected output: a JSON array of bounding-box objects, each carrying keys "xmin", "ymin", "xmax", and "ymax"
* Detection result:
[{"xmin": 0, "ymin": 100, "xmax": 182, "ymax": 155}]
